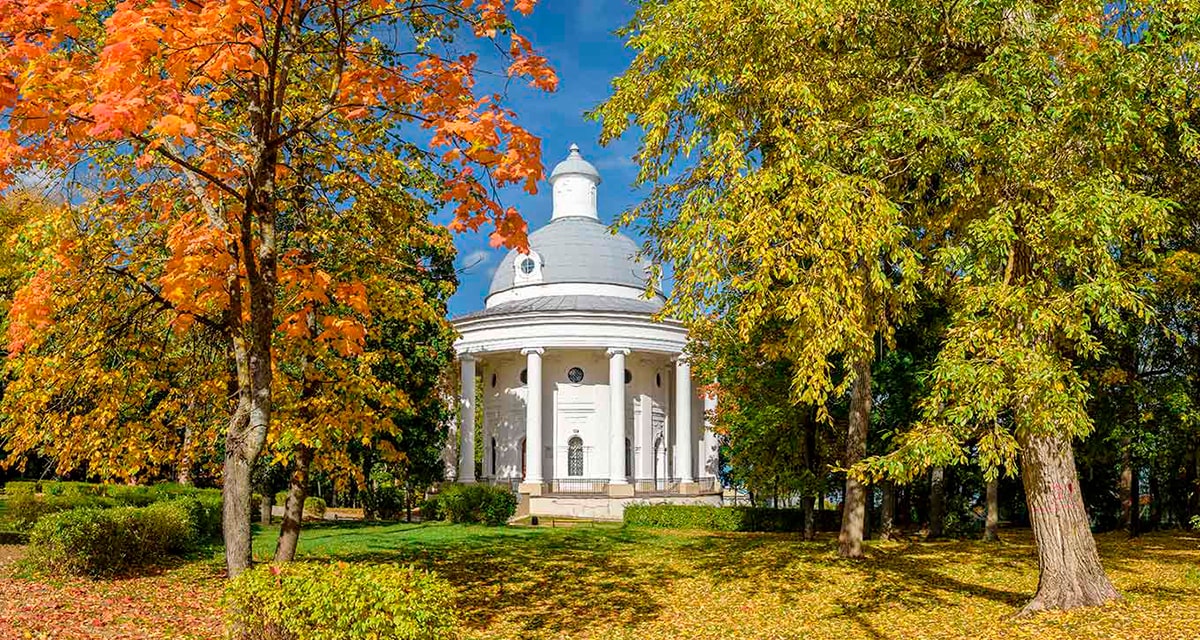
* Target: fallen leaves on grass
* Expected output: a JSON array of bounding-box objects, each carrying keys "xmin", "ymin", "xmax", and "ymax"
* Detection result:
[{"xmin": 0, "ymin": 553, "xmax": 224, "ymax": 640}]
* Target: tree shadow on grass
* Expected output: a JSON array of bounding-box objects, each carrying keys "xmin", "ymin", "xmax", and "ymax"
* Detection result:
[{"xmin": 293, "ymin": 524, "xmax": 680, "ymax": 636}]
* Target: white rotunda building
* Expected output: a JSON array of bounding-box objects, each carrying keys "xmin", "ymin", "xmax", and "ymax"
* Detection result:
[{"xmin": 450, "ymin": 144, "xmax": 721, "ymax": 519}]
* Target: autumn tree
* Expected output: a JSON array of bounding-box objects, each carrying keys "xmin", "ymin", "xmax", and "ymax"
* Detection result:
[
  {"xmin": 0, "ymin": 0, "xmax": 555, "ymax": 575},
  {"xmin": 600, "ymin": 0, "xmax": 1199, "ymax": 613},
  {"xmin": 851, "ymin": 0, "xmax": 1198, "ymax": 614},
  {"xmin": 596, "ymin": 0, "xmax": 919, "ymax": 559}
]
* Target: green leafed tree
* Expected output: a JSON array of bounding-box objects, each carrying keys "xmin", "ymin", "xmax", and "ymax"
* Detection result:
[{"xmin": 598, "ymin": 0, "xmax": 1200, "ymax": 613}]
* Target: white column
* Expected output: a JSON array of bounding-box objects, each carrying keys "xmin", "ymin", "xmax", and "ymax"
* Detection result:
[
  {"xmin": 675, "ymin": 356, "xmax": 694, "ymax": 484},
  {"xmin": 607, "ymin": 348, "xmax": 630, "ymax": 485},
  {"xmin": 458, "ymin": 354, "xmax": 476, "ymax": 483},
  {"xmin": 522, "ymin": 348, "xmax": 545, "ymax": 486},
  {"xmin": 702, "ymin": 392, "xmax": 719, "ymax": 483}
]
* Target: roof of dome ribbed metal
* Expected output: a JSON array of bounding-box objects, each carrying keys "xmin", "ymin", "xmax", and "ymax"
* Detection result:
[
  {"xmin": 456, "ymin": 294, "xmax": 663, "ymax": 322},
  {"xmin": 548, "ymin": 143, "xmax": 601, "ymax": 182},
  {"xmin": 487, "ymin": 216, "xmax": 652, "ymax": 298}
]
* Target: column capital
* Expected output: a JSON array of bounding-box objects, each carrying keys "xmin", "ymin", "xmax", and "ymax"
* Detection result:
[
  {"xmin": 521, "ymin": 347, "xmax": 545, "ymax": 356},
  {"xmin": 606, "ymin": 347, "xmax": 631, "ymax": 357},
  {"xmin": 673, "ymin": 353, "xmax": 690, "ymax": 365},
  {"xmin": 459, "ymin": 352, "xmax": 476, "ymax": 363}
]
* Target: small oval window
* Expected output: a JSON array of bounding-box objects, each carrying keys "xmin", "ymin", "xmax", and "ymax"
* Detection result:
[
  {"xmin": 624, "ymin": 369, "xmax": 632, "ymax": 384},
  {"xmin": 655, "ymin": 373, "xmax": 662, "ymax": 388},
  {"xmin": 567, "ymin": 367, "xmax": 585, "ymax": 383},
  {"xmin": 491, "ymin": 373, "xmax": 497, "ymax": 388},
  {"xmin": 520, "ymin": 369, "xmax": 528, "ymax": 385}
]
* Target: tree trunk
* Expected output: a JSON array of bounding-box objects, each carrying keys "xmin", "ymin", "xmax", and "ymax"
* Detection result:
[
  {"xmin": 803, "ymin": 495, "xmax": 816, "ymax": 541},
  {"xmin": 1148, "ymin": 471, "xmax": 1161, "ymax": 531},
  {"xmin": 929, "ymin": 466, "xmax": 946, "ymax": 539},
  {"xmin": 1018, "ymin": 431, "xmax": 1120, "ymax": 614},
  {"xmin": 274, "ymin": 445, "xmax": 313, "ymax": 562},
  {"xmin": 838, "ymin": 356, "xmax": 871, "ymax": 558},
  {"xmin": 984, "ymin": 476, "xmax": 1000, "ymax": 542},
  {"xmin": 880, "ymin": 480, "xmax": 896, "ymax": 541},
  {"xmin": 176, "ymin": 422, "xmax": 194, "ymax": 486},
  {"xmin": 260, "ymin": 493, "xmax": 272, "ymax": 526},
  {"xmin": 1120, "ymin": 445, "xmax": 1138, "ymax": 537}
]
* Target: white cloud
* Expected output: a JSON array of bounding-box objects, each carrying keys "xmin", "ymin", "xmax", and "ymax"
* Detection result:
[{"xmin": 459, "ymin": 249, "xmax": 493, "ymax": 273}]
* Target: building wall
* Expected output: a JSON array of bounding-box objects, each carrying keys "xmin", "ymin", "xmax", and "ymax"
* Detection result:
[{"xmin": 479, "ymin": 348, "xmax": 681, "ymax": 482}]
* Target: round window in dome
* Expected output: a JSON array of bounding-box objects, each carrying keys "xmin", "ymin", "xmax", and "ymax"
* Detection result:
[
  {"xmin": 519, "ymin": 257, "xmax": 537, "ymax": 275},
  {"xmin": 567, "ymin": 367, "xmax": 585, "ymax": 383}
]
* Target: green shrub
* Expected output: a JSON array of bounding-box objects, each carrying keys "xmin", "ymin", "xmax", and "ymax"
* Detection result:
[
  {"xmin": 304, "ymin": 497, "xmax": 327, "ymax": 520},
  {"xmin": 437, "ymin": 485, "xmax": 516, "ymax": 526},
  {"xmin": 369, "ymin": 486, "xmax": 405, "ymax": 520},
  {"xmin": 224, "ymin": 562, "xmax": 458, "ymax": 640},
  {"xmin": 4, "ymin": 480, "xmax": 38, "ymax": 496},
  {"xmin": 3, "ymin": 492, "xmax": 117, "ymax": 531},
  {"xmin": 623, "ymin": 504, "xmax": 808, "ymax": 532},
  {"xmin": 42, "ymin": 481, "xmax": 100, "ymax": 496},
  {"xmin": 27, "ymin": 500, "xmax": 201, "ymax": 577},
  {"xmin": 419, "ymin": 494, "xmax": 442, "ymax": 522},
  {"xmin": 0, "ymin": 530, "xmax": 29, "ymax": 544},
  {"xmin": 104, "ymin": 484, "xmax": 158, "ymax": 507}
]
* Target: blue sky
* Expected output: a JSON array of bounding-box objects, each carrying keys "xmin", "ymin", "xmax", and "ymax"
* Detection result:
[{"xmin": 437, "ymin": 1, "xmax": 648, "ymax": 317}]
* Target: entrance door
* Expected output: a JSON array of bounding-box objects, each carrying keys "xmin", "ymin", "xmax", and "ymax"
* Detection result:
[
  {"xmin": 520, "ymin": 437, "xmax": 527, "ymax": 480},
  {"xmin": 653, "ymin": 435, "xmax": 666, "ymax": 491}
]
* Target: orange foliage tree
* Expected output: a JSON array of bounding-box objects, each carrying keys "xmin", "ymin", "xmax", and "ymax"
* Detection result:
[{"xmin": 0, "ymin": 0, "xmax": 554, "ymax": 575}]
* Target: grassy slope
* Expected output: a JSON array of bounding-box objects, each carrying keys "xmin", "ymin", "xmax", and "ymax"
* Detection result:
[{"xmin": 249, "ymin": 522, "xmax": 1200, "ymax": 640}]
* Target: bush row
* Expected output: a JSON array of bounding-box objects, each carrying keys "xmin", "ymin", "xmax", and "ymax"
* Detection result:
[
  {"xmin": 623, "ymin": 504, "xmax": 815, "ymax": 532},
  {"xmin": 434, "ymin": 484, "xmax": 516, "ymax": 526},
  {"xmin": 224, "ymin": 562, "xmax": 457, "ymax": 640},
  {"xmin": 270, "ymin": 492, "xmax": 329, "ymax": 519},
  {"xmin": 3, "ymin": 485, "xmax": 222, "ymax": 532},
  {"xmin": 4, "ymin": 479, "xmax": 220, "ymax": 502},
  {"xmin": 28, "ymin": 496, "xmax": 220, "ymax": 576}
]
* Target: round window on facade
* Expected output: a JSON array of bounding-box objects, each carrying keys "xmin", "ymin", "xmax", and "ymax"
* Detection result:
[
  {"xmin": 519, "ymin": 257, "xmax": 537, "ymax": 275},
  {"xmin": 520, "ymin": 369, "xmax": 528, "ymax": 385},
  {"xmin": 567, "ymin": 367, "xmax": 585, "ymax": 383},
  {"xmin": 624, "ymin": 369, "xmax": 632, "ymax": 384},
  {"xmin": 656, "ymin": 372, "xmax": 662, "ymax": 388}
]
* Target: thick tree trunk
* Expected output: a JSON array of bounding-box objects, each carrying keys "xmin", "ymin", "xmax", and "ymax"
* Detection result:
[
  {"xmin": 880, "ymin": 480, "xmax": 896, "ymax": 541},
  {"xmin": 274, "ymin": 446, "xmax": 313, "ymax": 562},
  {"xmin": 984, "ymin": 476, "xmax": 1000, "ymax": 542},
  {"xmin": 260, "ymin": 493, "xmax": 272, "ymax": 526},
  {"xmin": 1018, "ymin": 431, "xmax": 1120, "ymax": 615},
  {"xmin": 929, "ymin": 466, "xmax": 946, "ymax": 539},
  {"xmin": 838, "ymin": 356, "xmax": 871, "ymax": 558}
]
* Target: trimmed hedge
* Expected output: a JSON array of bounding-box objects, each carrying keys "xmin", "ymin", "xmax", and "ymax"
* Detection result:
[
  {"xmin": 437, "ymin": 485, "xmax": 516, "ymax": 526},
  {"xmin": 4, "ymin": 487, "xmax": 222, "ymax": 537},
  {"xmin": 304, "ymin": 497, "xmax": 327, "ymax": 520},
  {"xmin": 624, "ymin": 504, "xmax": 812, "ymax": 532},
  {"xmin": 4, "ymin": 492, "xmax": 117, "ymax": 531},
  {"xmin": 224, "ymin": 562, "xmax": 458, "ymax": 640},
  {"xmin": 419, "ymin": 494, "xmax": 442, "ymax": 522},
  {"xmin": 4, "ymin": 480, "xmax": 38, "ymax": 496},
  {"xmin": 28, "ymin": 500, "xmax": 204, "ymax": 576}
]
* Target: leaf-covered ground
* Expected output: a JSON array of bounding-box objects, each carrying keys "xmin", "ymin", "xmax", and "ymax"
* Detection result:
[{"xmin": 2, "ymin": 523, "xmax": 1198, "ymax": 639}]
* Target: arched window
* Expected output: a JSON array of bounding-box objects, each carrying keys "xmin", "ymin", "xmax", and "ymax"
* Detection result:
[
  {"xmin": 625, "ymin": 437, "xmax": 632, "ymax": 478},
  {"xmin": 490, "ymin": 436, "xmax": 497, "ymax": 477},
  {"xmin": 568, "ymin": 436, "xmax": 584, "ymax": 477}
]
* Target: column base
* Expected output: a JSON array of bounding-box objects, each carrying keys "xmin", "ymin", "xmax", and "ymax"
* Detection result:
[
  {"xmin": 679, "ymin": 481, "xmax": 700, "ymax": 495},
  {"xmin": 519, "ymin": 482, "xmax": 544, "ymax": 496},
  {"xmin": 607, "ymin": 483, "xmax": 635, "ymax": 498}
]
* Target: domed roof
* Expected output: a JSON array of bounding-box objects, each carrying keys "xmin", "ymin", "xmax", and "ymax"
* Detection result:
[
  {"xmin": 487, "ymin": 216, "xmax": 651, "ymax": 298},
  {"xmin": 549, "ymin": 143, "xmax": 601, "ymax": 183}
]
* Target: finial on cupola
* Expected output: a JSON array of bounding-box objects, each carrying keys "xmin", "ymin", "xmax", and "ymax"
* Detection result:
[{"xmin": 548, "ymin": 142, "xmax": 601, "ymax": 221}]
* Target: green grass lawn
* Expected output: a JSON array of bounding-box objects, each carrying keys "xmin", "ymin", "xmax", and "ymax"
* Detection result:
[
  {"xmin": 3, "ymin": 520, "xmax": 1199, "ymax": 639},
  {"xmin": 247, "ymin": 521, "xmax": 1200, "ymax": 640}
]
